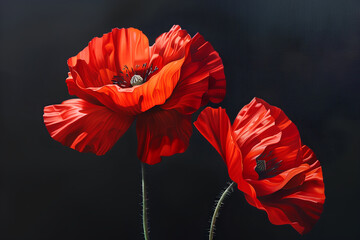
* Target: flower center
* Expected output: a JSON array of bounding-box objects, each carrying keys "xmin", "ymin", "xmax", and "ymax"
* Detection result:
[
  {"xmin": 112, "ymin": 63, "xmax": 158, "ymax": 88},
  {"xmin": 130, "ymin": 75, "xmax": 144, "ymax": 86},
  {"xmin": 255, "ymin": 151, "xmax": 283, "ymax": 179}
]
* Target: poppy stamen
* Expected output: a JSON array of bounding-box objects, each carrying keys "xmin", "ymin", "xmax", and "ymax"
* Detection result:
[
  {"xmin": 255, "ymin": 152, "xmax": 283, "ymax": 179},
  {"xmin": 112, "ymin": 63, "xmax": 158, "ymax": 88},
  {"xmin": 130, "ymin": 75, "xmax": 144, "ymax": 86}
]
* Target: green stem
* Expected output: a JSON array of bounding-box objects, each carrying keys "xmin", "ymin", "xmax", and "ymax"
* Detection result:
[
  {"xmin": 209, "ymin": 181, "xmax": 236, "ymax": 240},
  {"xmin": 141, "ymin": 162, "xmax": 150, "ymax": 240}
]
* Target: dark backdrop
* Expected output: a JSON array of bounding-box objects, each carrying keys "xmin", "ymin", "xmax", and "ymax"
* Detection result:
[{"xmin": 1, "ymin": 0, "xmax": 359, "ymax": 239}]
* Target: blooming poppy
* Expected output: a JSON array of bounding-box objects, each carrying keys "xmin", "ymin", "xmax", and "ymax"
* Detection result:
[
  {"xmin": 44, "ymin": 25, "xmax": 225, "ymax": 164},
  {"xmin": 194, "ymin": 98, "xmax": 325, "ymax": 234}
]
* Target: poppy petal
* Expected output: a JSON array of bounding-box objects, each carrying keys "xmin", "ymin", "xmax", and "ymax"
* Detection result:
[
  {"xmin": 253, "ymin": 98, "xmax": 303, "ymax": 170},
  {"xmin": 282, "ymin": 146, "xmax": 325, "ymax": 205},
  {"xmin": 149, "ymin": 25, "xmax": 191, "ymax": 70},
  {"xmin": 232, "ymin": 98, "xmax": 282, "ymax": 179},
  {"xmin": 247, "ymin": 164, "xmax": 310, "ymax": 196},
  {"xmin": 161, "ymin": 33, "xmax": 226, "ymax": 114},
  {"xmin": 194, "ymin": 107, "xmax": 234, "ymax": 161},
  {"xmin": 245, "ymin": 145, "xmax": 325, "ymax": 234},
  {"xmin": 66, "ymin": 72, "xmax": 102, "ymax": 106},
  {"xmin": 68, "ymin": 27, "xmax": 150, "ymax": 88},
  {"xmin": 136, "ymin": 108, "xmax": 192, "ymax": 165},
  {"xmin": 194, "ymin": 107, "xmax": 254, "ymax": 195},
  {"xmin": 44, "ymin": 99, "xmax": 134, "ymax": 155},
  {"xmin": 232, "ymin": 98, "xmax": 303, "ymax": 181}
]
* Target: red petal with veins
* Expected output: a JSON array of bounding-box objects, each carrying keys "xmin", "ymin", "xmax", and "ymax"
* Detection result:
[
  {"xmin": 149, "ymin": 25, "xmax": 191, "ymax": 70},
  {"xmin": 194, "ymin": 107, "xmax": 256, "ymax": 196},
  {"xmin": 238, "ymin": 98, "xmax": 304, "ymax": 196},
  {"xmin": 136, "ymin": 108, "xmax": 192, "ymax": 164},
  {"xmin": 44, "ymin": 99, "xmax": 134, "ymax": 155},
  {"xmin": 247, "ymin": 164, "xmax": 310, "ymax": 196},
  {"xmin": 161, "ymin": 33, "xmax": 226, "ymax": 115},
  {"xmin": 255, "ymin": 98, "xmax": 303, "ymax": 170},
  {"xmin": 232, "ymin": 98, "xmax": 282, "ymax": 180}
]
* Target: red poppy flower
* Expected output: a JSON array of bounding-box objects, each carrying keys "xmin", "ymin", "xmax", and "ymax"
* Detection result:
[
  {"xmin": 44, "ymin": 25, "xmax": 225, "ymax": 164},
  {"xmin": 194, "ymin": 98, "xmax": 325, "ymax": 234}
]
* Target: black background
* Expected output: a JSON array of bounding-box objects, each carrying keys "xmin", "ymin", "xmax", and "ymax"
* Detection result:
[{"xmin": 1, "ymin": 0, "xmax": 359, "ymax": 239}]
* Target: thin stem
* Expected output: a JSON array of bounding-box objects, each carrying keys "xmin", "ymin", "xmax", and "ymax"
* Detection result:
[
  {"xmin": 209, "ymin": 181, "xmax": 236, "ymax": 240},
  {"xmin": 141, "ymin": 162, "xmax": 150, "ymax": 240}
]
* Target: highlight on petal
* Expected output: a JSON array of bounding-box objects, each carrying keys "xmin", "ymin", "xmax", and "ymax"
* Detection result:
[
  {"xmin": 236, "ymin": 98, "xmax": 304, "ymax": 198},
  {"xmin": 149, "ymin": 25, "xmax": 192, "ymax": 70},
  {"xmin": 136, "ymin": 108, "xmax": 192, "ymax": 165},
  {"xmin": 232, "ymin": 98, "xmax": 282, "ymax": 180},
  {"xmin": 161, "ymin": 33, "xmax": 226, "ymax": 115},
  {"xmin": 255, "ymin": 98, "xmax": 303, "ymax": 171},
  {"xmin": 44, "ymin": 99, "xmax": 134, "ymax": 155}
]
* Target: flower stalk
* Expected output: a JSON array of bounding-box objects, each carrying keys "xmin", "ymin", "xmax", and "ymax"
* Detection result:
[
  {"xmin": 209, "ymin": 181, "xmax": 235, "ymax": 240},
  {"xmin": 141, "ymin": 162, "xmax": 150, "ymax": 240}
]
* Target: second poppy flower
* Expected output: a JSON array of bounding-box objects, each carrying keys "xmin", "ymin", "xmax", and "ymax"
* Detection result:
[{"xmin": 194, "ymin": 98, "xmax": 325, "ymax": 234}]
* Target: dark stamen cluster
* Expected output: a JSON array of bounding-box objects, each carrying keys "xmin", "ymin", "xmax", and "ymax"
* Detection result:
[
  {"xmin": 255, "ymin": 151, "xmax": 283, "ymax": 179},
  {"xmin": 112, "ymin": 63, "xmax": 158, "ymax": 88}
]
